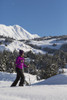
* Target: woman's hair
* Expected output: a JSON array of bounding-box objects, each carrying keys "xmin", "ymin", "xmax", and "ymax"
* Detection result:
[{"xmin": 19, "ymin": 50, "xmax": 24, "ymax": 56}]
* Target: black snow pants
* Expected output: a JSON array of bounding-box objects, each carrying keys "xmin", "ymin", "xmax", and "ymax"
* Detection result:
[{"xmin": 11, "ymin": 67, "xmax": 25, "ymax": 86}]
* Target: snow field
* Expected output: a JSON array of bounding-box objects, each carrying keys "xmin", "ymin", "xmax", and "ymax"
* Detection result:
[{"xmin": 0, "ymin": 69, "xmax": 67, "ymax": 100}]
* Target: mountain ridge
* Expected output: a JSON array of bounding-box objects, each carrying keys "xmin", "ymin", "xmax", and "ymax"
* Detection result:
[{"xmin": 0, "ymin": 24, "xmax": 39, "ymax": 40}]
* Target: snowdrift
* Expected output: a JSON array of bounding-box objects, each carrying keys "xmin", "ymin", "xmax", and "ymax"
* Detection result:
[{"xmin": 0, "ymin": 69, "xmax": 67, "ymax": 100}]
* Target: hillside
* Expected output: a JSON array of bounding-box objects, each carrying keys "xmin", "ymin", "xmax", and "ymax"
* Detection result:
[
  {"xmin": 0, "ymin": 25, "xmax": 67, "ymax": 54},
  {"xmin": 0, "ymin": 35, "xmax": 67, "ymax": 54}
]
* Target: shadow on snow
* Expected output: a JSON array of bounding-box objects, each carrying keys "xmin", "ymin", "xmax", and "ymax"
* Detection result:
[{"xmin": 32, "ymin": 73, "xmax": 67, "ymax": 85}]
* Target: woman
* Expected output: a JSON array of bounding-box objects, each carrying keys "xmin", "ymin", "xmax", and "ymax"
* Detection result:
[{"xmin": 11, "ymin": 50, "xmax": 28, "ymax": 87}]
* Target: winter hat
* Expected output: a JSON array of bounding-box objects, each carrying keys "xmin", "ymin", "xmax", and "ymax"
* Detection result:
[{"xmin": 19, "ymin": 50, "xmax": 24, "ymax": 55}]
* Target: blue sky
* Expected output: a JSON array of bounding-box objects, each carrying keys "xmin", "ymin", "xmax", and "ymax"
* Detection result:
[{"xmin": 0, "ymin": 0, "xmax": 67, "ymax": 37}]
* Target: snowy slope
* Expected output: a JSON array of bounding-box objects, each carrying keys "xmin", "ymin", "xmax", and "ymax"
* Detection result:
[
  {"xmin": 33, "ymin": 69, "xmax": 67, "ymax": 85},
  {"xmin": 29, "ymin": 38, "xmax": 67, "ymax": 50},
  {"xmin": 0, "ymin": 69, "xmax": 67, "ymax": 100},
  {"xmin": 0, "ymin": 24, "xmax": 39, "ymax": 40},
  {"xmin": 0, "ymin": 39, "xmax": 46, "ymax": 54},
  {"xmin": 0, "ymin": 35, "xmax": 67, "ymax": 54}
]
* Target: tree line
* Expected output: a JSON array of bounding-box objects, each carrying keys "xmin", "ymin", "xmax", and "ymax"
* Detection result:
[{"xmin": 0, "ymin": 50, "xmax": 67, "ymax": 80}]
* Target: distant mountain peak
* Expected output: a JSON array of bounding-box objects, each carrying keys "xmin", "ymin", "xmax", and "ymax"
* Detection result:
[{"xmin": 0, "ymin": 24, "xmax": 40, "ymax": 40}]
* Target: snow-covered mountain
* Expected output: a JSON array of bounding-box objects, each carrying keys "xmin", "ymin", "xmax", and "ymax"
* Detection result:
[
  {"xmin": 0, "ymin": 24, "xmax": 67, "ymax": 54},
  {"xmin": 0, "ymin": 35, "xmax": 67, "ymax": 53},
  {"xmin": 0, "ymin": 24, "xmax": 39, "ymax": 40}
]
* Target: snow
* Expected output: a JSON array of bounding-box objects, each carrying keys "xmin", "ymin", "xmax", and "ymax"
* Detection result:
[
  {"xmin": 29, "ymin": 38, "xmax": 67, "ymax": 50},
  {"xmin": 0, "ymin": 35, "xmax": 67, "ymax": 55},
  {"xmin": 0, "ymin": 39, "xmax": 46, "ymax": 54},
  {"xmin": 0, "ymin": 24, "xmax": 39, "ymax": 40},
  {"xmin": 0, "ymin": 69, "xmax": 67, "ymax": 100},
  {"xmin": 0, "ymin": 27, "xmax": 67, "ymax": 54},
  {"xmin": 0, "ymin": 45, "xmax": 7, "ymax": 51},
  {"xmin": 0, "ymin": 36, "xmax": 67, "ymax": 54},
  {"xmin": 6, "ymin": 40, "xmax": 32, "ymax": 52}
]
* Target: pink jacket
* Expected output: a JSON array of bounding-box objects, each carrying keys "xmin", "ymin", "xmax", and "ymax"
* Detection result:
[{"xmin": 16, "ymin": 56, "xmax": 27, "ymax": 69}]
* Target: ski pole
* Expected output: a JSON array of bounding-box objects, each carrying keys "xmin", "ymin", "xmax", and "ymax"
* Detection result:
[{"xmin": 28, "ymin": 68, "xmax": 31, "ymax": 85}]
